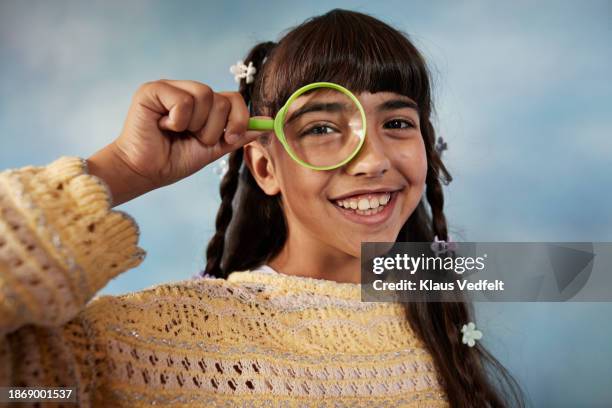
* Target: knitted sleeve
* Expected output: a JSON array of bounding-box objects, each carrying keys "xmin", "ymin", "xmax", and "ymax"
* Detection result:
[{"xmin": 0, "ymin": 156, "xmax": 145, "ymax": 403}]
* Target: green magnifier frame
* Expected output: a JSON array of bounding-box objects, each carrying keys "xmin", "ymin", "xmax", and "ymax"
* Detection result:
[{"xmin": 247, "ymin": 82, "xmax": 367, "ymax": 171}]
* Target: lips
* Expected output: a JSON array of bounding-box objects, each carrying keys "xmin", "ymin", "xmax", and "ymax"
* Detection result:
[
  {"xmin": 334, "ymin": 191, "xmax": 392, "ymax": 214},
  {"xmin": 330, "ymin": 190, "xmax": 401, "ymax": 226}
]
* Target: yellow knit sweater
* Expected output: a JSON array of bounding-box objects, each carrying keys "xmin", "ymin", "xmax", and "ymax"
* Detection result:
[{"xmin": 0, "ymin": 157, "xmax": 448, "ymax": 407}]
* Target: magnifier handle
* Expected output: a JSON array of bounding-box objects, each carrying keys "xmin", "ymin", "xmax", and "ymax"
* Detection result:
[{"xmin": 248, "ymin": 118, "xmax": 274, "ymax": 131}]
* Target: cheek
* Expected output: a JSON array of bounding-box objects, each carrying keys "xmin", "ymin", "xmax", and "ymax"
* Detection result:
[
  {"xmin": 270, "ymin": 136, "xmax": 334, "ymax": 200},
  {"xmin": 392, "ymin": 138, "xmax": 428, "ymax": 186},
  {"xmin": 275, "ymin": 156, "xmax": 333, "ymax": 220}
]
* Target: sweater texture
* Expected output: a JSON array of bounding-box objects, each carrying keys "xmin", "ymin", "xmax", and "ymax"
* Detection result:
[{"xmin": 0, "ymin": 156, "xmax": 448, "ymax": 407}]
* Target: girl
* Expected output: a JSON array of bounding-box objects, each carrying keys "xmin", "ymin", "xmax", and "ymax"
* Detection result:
[{"xmin": 0, "ymin": 9, "xmax": 523, "ymax": 408}]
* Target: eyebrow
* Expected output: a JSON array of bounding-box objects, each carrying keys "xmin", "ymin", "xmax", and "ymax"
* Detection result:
[
  {"xmin": 378, "ymin": 98, "xmax": 419, "ymax": 113},
  {"xmin": 285, "ymin": 102, "xmax": 350, "ymax": 125}
]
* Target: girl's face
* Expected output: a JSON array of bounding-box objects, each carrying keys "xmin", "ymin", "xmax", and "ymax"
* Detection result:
[{"xmin": 246, "ymin": 91, "xmax": 427, "ymax": 258}]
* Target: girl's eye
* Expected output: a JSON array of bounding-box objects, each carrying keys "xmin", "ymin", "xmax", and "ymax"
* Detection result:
[
  {"xmin": 301, "ymin": 124, "xmax": 338, "ymax": 137},
  {"xmin": 384, "ymin": 119, "xmax": 415, "ymax": 130}
]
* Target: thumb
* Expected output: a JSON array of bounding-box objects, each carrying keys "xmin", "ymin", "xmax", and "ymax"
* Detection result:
[
  {"xmin": 216, "ymin": 129, "xmax": 268, "ymax": 158},
  {"xmin": 219, "ymin": 115, "xmax": 274, "ymax": 153}
]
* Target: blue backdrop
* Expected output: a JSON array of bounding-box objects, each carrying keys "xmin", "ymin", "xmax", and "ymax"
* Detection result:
[{"xmin": 1, "ymin": 1, "xmax": 611, "ymax": 406}]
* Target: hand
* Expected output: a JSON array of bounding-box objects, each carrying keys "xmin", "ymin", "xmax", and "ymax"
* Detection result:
[{"xmin": 87, "ymin": 79, "xmax": 258, "ymax": 206}]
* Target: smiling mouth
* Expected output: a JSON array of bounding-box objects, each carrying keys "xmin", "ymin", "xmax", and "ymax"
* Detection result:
[{"xmin": 331, "ymin": 190, "xmax": 399, "ymax": 216}]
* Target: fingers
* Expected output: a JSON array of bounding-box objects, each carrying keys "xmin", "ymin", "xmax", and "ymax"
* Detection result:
[
  {"xmin": 143, "ymin": 80, "xmax": 251, "ymax": 147},
  {"xmin": 219, "ymin": 92, "xmax": 250, "ymax": 144},
  {"xmin": 136, "ymin": 79, "xmax": 260, "ymax": 162},
  {"xmin": 137, "ymin": 81, "xmax": 195, "ymax": 132},
  {"xmin": 197, "ymin": 93, "xmax": 232, "ymax": 145},
  {"xmin": 158, "ymin": 80, "xmax": 214, "ymax": 132}
]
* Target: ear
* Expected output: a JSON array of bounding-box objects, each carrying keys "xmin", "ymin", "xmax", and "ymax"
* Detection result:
[{"xmin": 243, "ymin": 137, "xmax": 281, "ymax": 196}]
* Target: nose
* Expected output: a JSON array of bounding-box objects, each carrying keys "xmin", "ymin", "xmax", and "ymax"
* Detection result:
[{"xmin": 344, "ymin": 129, "xmax": 391, "ymax": 177}]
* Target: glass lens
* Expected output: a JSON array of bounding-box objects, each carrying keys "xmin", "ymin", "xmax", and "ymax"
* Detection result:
[{"xmin": 282, "ymin": 88, "xmax": 364, "ymax": 168}]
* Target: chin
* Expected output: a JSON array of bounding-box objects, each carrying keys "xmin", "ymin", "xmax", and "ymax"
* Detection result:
[{"xmin": 343, "ymin": 232, "xmax": 399, "ymax": 257}]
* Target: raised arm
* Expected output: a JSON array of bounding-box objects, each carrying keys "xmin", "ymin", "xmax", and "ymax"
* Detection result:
[{"xmin": 0, "ymin": 80, "xmax": 259, "ymax": 404}]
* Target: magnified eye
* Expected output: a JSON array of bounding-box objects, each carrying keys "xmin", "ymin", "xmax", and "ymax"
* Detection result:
[
  {"xmin": 301, "ymin": 124, "xmax": 339, "ymax": 137},
  {"xmin": 384, "ymin": 119, "xmax": 415, "ymax": 129}
]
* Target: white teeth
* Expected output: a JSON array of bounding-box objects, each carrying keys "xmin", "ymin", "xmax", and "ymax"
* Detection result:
[
  {"xmin": 336, "ymin": 192, "xmax": 393, "ymax": 213},
  {"xmin": 357, "ymin": 199, "xmax": 370, "ymax": 210},
  {"xmin": 355, "ymin": 205, "xmax": 384, "ymax": 215}
]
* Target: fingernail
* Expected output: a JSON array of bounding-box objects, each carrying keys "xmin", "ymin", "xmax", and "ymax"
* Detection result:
[{"xmin": 226, "ymin": 133, "xmax": 240, "ymax": 144}]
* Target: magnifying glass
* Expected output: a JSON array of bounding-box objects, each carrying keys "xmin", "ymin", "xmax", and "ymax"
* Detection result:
[{"xmin": 247, "ymin": 82, "xmax": 367, "ymax": 171}]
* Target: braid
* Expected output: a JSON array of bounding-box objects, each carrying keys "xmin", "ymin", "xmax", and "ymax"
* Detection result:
[
  {"xmin": 202, "ymin": 41, "xmax": 277, "ymax": 278},
  {"xmin": 424, "ymin": 118, "xmax": 452, "ymax": 241},
  {"xmin": 408, "ymin": 118, "xmax": 519, "ymax": 407},
  {"xmin": 203, "ymin": 149, "xmax": 243, "ymax": 277},
  {"xmin": 405, "ymin": 116, "xmax": 481, "ymax": 404},
  {"xmin": 422, "ymin": 121, "xmax": 488, "ymax": 404}
]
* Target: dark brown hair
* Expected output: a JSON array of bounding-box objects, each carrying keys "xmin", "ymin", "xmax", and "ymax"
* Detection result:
[{"xmin": 203, "ymin": 9, "xmax": 524, "ymax": 407}]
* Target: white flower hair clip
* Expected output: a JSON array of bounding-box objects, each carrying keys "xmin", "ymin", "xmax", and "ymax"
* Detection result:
[
  {"xmin": 461, "ymin": 322, "xmax": 483, "ymax": 347},
  {"xmin": 431, "ymin": 234, "xmax": 457, "ymax": 256},
  {"xmin": 229, "ymin": 60, "xmax": 257, "ymax": 84}
]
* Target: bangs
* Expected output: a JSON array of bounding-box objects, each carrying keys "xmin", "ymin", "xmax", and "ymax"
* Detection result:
[{"xmin": 253, "ymin": 9, "xmax": 431, "ymax": 117}]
